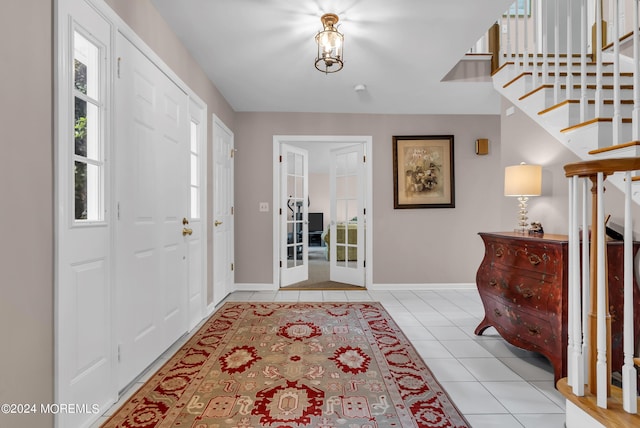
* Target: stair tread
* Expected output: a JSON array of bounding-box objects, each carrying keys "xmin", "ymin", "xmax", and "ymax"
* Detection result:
[{"xmin": 557, "ymin": 378, "xmax": 640, "ymax": 428}]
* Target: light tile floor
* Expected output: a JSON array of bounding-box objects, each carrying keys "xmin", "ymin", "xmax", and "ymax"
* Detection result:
[{"xmin": 93, "ymin": 289, "xmax": 566, "ymax": 428}]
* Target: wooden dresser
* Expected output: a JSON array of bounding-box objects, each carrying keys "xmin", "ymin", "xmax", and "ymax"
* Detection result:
[{"xmin": 475, "ymin": 232, "xmax": 640, "ymax": 383}]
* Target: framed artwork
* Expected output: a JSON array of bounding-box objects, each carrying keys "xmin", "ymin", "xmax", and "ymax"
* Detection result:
[
  {"xmin": 504, "ymin": 0, "xmax": 531, "ymax": 17},
  {"xmin": 392, "ymin": 135, "xmax": 455, "ymax": 209}
]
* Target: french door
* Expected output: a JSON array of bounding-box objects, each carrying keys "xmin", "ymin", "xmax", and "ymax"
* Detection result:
[
  {"xmin": 279, "ymin": 144, "xmax": 309, "ymax": 286},
  {"xmin": 115, "ymin": 33, "xmax": 190, "ymax": 389},
  {"xmin": 329, "ymin": 144, "xmax": 365, "ymax": 287}
]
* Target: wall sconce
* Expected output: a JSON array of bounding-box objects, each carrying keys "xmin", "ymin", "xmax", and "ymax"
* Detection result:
[
  {"xmin": 504, "ymin": 162, "xmax": 542, "ymax": 233},
  {"xmin": 315, "ymin": 13, "xmax": 344, "ymax": 74}
]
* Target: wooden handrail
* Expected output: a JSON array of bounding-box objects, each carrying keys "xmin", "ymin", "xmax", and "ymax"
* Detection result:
[{"xmin": 564, "ymin": 157, "xmax": 640, "ymax": 177}]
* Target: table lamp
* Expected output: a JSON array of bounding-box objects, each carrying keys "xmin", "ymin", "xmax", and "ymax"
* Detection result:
[{"xmin": 504, "ymin": 162, "xmax": 542, "ymax": 233}]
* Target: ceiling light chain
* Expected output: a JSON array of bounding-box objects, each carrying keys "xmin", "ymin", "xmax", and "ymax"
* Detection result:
[{"xmin": 314, "ymin": 13, "xmax": 344, "ymax": 74}]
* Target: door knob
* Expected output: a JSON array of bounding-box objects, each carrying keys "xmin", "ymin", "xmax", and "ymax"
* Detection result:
[
  {"xmin": 182, "ymin": 227, "xmax": 193, "ymax": 236},
  {"xmin": 214, "ymin": 220, "xmax": 223, "ymax": 226}
]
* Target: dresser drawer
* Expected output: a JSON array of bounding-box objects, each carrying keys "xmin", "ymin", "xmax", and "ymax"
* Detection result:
[
  {"xmin": 488, "ymin": 239, "xmax": 561, "ymax": 278},
  {"xmin": 477, "ymin": 265, "xmax": 562, "ymax": 312},
  {"xmin": 483, "ymin": 295, "xmax": 558, "ymax": 351}
]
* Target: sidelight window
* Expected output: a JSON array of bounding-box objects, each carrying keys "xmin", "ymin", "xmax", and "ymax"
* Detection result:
[
  {"xmin": 189, "ymin": 120, "xmax": 200, "ymax": 219},
  {"xmin": 73, "ymin": 30, "xmax": 104, "ymax": 222}
]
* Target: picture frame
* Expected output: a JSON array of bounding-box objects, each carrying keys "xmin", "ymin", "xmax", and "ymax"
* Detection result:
[{"xmin": 392, "ymin": 135, "xmax": 455, "ymax": 209}]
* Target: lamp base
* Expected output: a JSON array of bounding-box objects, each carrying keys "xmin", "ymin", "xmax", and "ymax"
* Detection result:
[{"xmin": 515, "ymin": 195, "xmax": 529, "ymax": 233}]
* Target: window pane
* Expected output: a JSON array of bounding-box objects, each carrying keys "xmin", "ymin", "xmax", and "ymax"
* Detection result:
[
  {"xmin": 190, "ymin": 121, "xmax": 198, "ymax": 152},
  {"xmin": 74, "ymin": 97, "xmax": 87, "ymax": 157},
  {"xmin": 190, "ymin": 186, "xmax": 199, "ymax": 219},
  {"xmin": 74, "ymin": 32, "xmax": 99, "ymax": 99},
  {"xmin": 74, "ymin": 161, "xmax": 87, "ymax": 220},
  {"xmin": 191, "ymin": 153, "xmax": 198, "ymax": 186}
]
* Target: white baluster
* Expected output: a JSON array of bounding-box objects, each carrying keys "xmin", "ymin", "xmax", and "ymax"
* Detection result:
[
  {"xmin": 581, "ymin": 178, "xmax": 590, "ymax": 384},
  {"xmin": 570, "ymin": 175, "xmax": 585, "ymax": 395},
  {"xmin": 595, "ymin": 0, "xmax": 603, "ymax": 118},
  {"xmin": 515, "ymin": 0, "xmax": 521, "ymax": 71},
  {"xmin": 532, "ymin": 0, "xmax": 539, "ymax": 88},
  {"xmin": 622, "ymin": 170, "xmax": 637, "ymax": 413},
  {"xmin": 524, "ymin": 0, "xmax": 530, "ymax": 74},
  {"xmin": 568, "ymin": 175, "xmax": 575, "ymax": 388},
  {"xmin": 508, "ymin": 3, "xmax": 513, "ymax": 71},
  {"xmin": 542, "ymin": 0, "xmax": 549, "ymax": 84},
  {"xmin": 596, "ymin": 171, "xmax": 608, "ymax": 409},
  {"xmin": 555, "ymin": 0, "xmax": 561, "ymax": 104},
  {"xmin": 566, "ymin": 0, "xmax": 574, "ymax": 101},
  {"xmin": 633, "ymin": 0, "xmax": 639, "ymax": 140},
  {"xmin": 580, "ymin": 0, "xmax": 588, "ymax": 121},
  {"xmin": 612, "ymin": 0, "xmax": 621, "ymax": 145}
]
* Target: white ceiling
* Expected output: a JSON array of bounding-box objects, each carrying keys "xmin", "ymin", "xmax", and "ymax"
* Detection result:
[{"xmin": 151, "ymin": 0, "xmax": 513, "ymax": 115}]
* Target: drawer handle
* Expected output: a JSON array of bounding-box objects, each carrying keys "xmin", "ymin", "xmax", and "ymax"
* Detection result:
[
  {"xmin": 494, "ymin": 308, "xmax": 502, "ymax": 317},
  {"xmin": 520, "ymin": 288, "xmax": 534, "ymax": 299},
  {"xmin": 528, "ymin": 254, "xmax": 541, "ymax": 266},
  {"xmin": 528, "ymin": 326, "xmax": 541, "ymax": 336},
  {"xmin": 489, "ymin": 279, "xmax": 498, "ymax": 287}
]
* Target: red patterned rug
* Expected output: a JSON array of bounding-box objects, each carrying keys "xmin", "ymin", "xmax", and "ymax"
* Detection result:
[{"xmin": 102, "ymin": 302, "xmax": 469, "ymax": 427}]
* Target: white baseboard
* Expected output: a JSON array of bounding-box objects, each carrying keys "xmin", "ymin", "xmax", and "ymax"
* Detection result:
[
  {"xmin": 233, "ymin": 283, "xmax": 279, "ymax": 292},
  {"xmin": 369, "ymin": 283, "xmax": 476, "ymax": 291},
  {"xmin": 231, "ymin": 283, "xmax": 476, "ymax": 292}
]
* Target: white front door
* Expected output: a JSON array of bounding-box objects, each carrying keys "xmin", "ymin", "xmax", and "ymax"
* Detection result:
[
  {"xmin": 212, "ymin": 115, "xmax": 234, "ymax": 307},
  {"xmin": 329, "ymin": 144, "xmax": 365, "ymax": 287},
  {"xmin": 115, "ymin": 33, "xmax": 190, "ymax": 389},
  {"xmin": 280, "ymin": 144, "xmax": 309, "ymax": 286}
]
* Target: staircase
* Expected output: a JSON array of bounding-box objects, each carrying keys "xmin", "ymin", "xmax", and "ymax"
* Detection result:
[
  {"xmin": 491, "ymin": 0, "xmax": 640, "ymax": 204},
  {"xmin": 487, "ymin": 1, "xmax": 640, "ymax": 427}
]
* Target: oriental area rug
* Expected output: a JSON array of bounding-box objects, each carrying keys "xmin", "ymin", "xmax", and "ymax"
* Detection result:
[{"xmin": 102, "ymin": 302, "xmax": 469, "ymax": 428}]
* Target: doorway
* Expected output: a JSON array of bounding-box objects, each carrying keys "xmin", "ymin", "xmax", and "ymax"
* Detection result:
[{"xmin": 272, "ymin": 136, "xmax": 373, "ymax": 289}]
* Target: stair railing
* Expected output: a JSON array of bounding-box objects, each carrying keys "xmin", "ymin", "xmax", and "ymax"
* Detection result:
[
  {"xmin": 496, "ymin": 0, "xmax": 639, "ymax": 149},
  {"xmin": 564, "ymin": 157, "xmax": 640, "ymax": 413}
]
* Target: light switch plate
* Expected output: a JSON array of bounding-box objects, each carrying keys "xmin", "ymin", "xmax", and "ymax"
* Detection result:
[{"xmin": 259, "ymin": 202, "xmax": 269, "ymax": 212}]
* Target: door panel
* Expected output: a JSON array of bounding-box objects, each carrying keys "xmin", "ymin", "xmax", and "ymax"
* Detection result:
[
  {"xmin": 115, "ymin": 33, "xmax": 189, "ymax": 389},
  {"xmin": 280, "ymin": 144, "xmax": 309, "ymax": 286},
  {"xmin": 330, "ymin": 145, "xmax": 365, "ymax": 286}
]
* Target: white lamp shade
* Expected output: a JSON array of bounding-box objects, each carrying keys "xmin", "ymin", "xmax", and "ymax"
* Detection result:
[{"xmin": 504, "ymin": 164, "xmax": 542, "ymax": 196}]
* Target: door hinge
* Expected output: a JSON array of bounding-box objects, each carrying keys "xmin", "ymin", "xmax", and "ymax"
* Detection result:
[
  {"xmin": 117, "ymin": 202, "xmax": 120, "ymax": 220},
  {"xmin": 231, "ymin": 206, "xmax": 234, "ymax": 215},
  {"xmin": 279, "ymin": 208, "xmax": 282, "ymax": 215},
  {"xmin": 230, "ymin": 148, "xmax": 235, "ymax": 158},
  {"xmin": 279, "ymin": 260, "xmax": 283, "ymax": 268},
  {"xmin": 231, "ymin": 263, "xmax": 234, "ymax": 271},
  {"xmin": 363, "ymin": 155, "xmax": 366, "ymax": 163},
  {"xmin": 364, "ymin": 260, "xmax": 366, "ymax": 268},
  {"xmin": 279, "ymin": 155, "xmax": 283, "ymax": 162},
  {"xmin": 117, "ymin": 344, "xmax": 121, "ymax": 363},
  {"xmin": 117, "ymin": 57, "xmax": 121, "ymax": 79},
  {"xmin": 363, "ymin": 208, "xmax": 366, "ymax": 215}
]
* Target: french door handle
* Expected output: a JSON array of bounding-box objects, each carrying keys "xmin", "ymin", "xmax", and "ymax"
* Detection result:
[
  {"xmin": 214, "ymin": 220, "xmax": 223, "ymax": 226},
  {"xmin": 182, "ymin": 227, "xmax": 193, "ymax": 236}
]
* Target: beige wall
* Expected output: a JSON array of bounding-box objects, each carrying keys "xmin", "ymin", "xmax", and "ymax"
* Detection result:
[
  {"xmin": 500, "ymin": 97, "xmax": 640, "ymax": 235},
  {"xmin": 234, "ymin": 112, "xmax": 505, "ymax": 285},
  {"xmin": 0, "ymin": 1, "xmax": 54, "ymax": 426},
  {"xmin": 105, "ymin": 0, "xmax": 235, "ymax": 304}
]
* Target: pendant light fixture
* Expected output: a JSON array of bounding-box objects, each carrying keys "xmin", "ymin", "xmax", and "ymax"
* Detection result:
[{"xmin": 315, "ymin": 13, "xmax": 344, "ymax": 74}]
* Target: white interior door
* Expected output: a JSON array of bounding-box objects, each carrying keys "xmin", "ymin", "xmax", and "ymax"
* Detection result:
[
  {"xmin": 212, "ymin": 115, "xmax": 234, "ymax": 307},
  {"xmin": 330, "ymin": 144, "xmax": 365, "ymax": 287},
  {"xmin": 115, "ymin": 33, "xmax": 189, "ymax": 389},
  {"xmin": 280, "ymin": 144, "xmax": 309, "ymax": 287}
]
